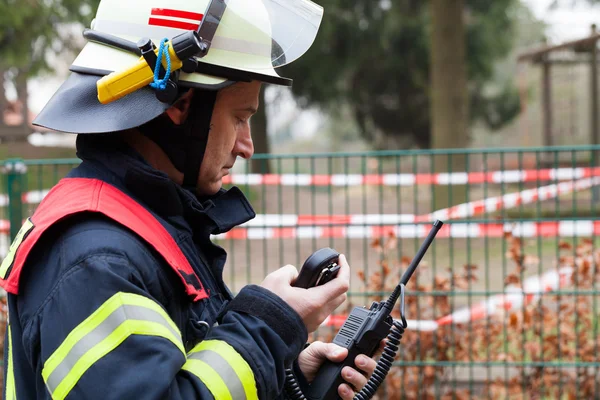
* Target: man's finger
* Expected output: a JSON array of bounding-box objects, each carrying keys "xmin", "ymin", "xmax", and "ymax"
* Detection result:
[
  {"xmin": 277, "ymin": 264, "xmax": 299, "ymax": 284},
  {"xmin": 354, "ymin": 354, "xmax": 377, "ymax": 379},
  {"xmin": 342, "ymin": 366, "xmax": 368, "ymax": 392},
  {"xmin": 301, "ymin": 341, "xmax": 327, "ymax": 358},
  {"xmin": 325, "ymin": 343, "xmax": 348, "ymax": 362},
  {"xmin": 301, "ymin": 342, "xmax": 346, "ymax": 362},
  {"xmin": 338, "ymin": 383, "xmax": 355, "ymax": 400},
  {"xmin": 328, "ymin": 293, "xmax": 348, "ymax": 313},
  {"xmin": 310, "ymin": 254, "xmax": 350, "ymax": 300},
  {"xmin": 337, "ymin": 254, "xmax": 350, "ymax": 281}
]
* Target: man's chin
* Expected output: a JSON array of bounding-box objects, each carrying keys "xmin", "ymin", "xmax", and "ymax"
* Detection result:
[{"xmin": 195, "ymin": 180, "xmax": 223, "ymax": 198}]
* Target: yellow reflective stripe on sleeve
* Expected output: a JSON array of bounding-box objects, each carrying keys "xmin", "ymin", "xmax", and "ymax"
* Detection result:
[
  {"xmin": 182, "ymin": 359, "xmax": 233, "ymax": 400},
  {"xmin": 0, "ymin": 218, "xmax": 34, "ymax": 279},
  {"xmin": 185, "ymin": 339, "xmax": 258, "ymax": 400},
  {"xmin": 6, "ymin": 325, "xmax": 16, "ymax": 400},
  {"xmin": 42, "ymin": 292, "xmax": 184, "ymax": 400}
]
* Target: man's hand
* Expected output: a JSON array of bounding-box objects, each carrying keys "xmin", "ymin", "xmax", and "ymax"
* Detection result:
[
  {"xmin": 297, "ymin": 341, "xmax": 381, "ymax": 400},
  {"xmin": 259, "ymin": 254, "xmax": 350, "ymax": 333}
]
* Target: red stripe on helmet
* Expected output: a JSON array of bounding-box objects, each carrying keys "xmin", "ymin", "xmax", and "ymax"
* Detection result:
[
  {"xmin": 151, "ymin": 8, "xmax": 204, "ymax": 21},
  {"xmin": 148, "ymin": 18, "xmax": 200, "ymax": 31}
]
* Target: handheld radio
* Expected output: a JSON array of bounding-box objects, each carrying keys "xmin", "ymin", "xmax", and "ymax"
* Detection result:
[{"xmin": 287, "ymin": 220, "xmax": 444, "ymax": 400}]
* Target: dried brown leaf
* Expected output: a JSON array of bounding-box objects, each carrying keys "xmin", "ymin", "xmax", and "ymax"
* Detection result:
[
  {"xmin": 509, "ymin": 313, "xmax": 519, "ymax": 329},
  {"xmin": 558, "ymin": 240, "xmax": 573, "ymax": 250},
  {"xmin": 504, "ymin": 273, "xmax": 521, "ymax": 285},
  {"xmin": 357, "ymin": 269, "xmax": 365, "ymax": 283}
]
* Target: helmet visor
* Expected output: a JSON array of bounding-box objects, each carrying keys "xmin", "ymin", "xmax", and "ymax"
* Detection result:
[{"xmin": 201, "ymin": 0, "xmax": 323, "ymax": 70}]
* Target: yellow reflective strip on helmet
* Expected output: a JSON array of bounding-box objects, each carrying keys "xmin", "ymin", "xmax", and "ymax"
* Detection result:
[
  {"xmin": 189, "ymin": 340, "xmax": 258, "ymax": 400},
  {"xmin": 6, "ymin": 325, "xmax": 16, "ymax": 400},
  {"xmin": 41, "ymin": 292, "xmax": 184, "ymax": 400},
  {"xmin": 0, "ymin": 218, "xmax": 34, "ymax": 279},
  {"xmin": 51, "ymin": 320, "xmax": 183, "ymax": 400},
  {"xmin": 182, "ymin": 359, "xmax": 233, "ymax": 400}
]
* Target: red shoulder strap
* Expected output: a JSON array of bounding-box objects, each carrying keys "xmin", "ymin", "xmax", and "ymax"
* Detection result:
[{"xmin": 0, "ymin": 178, "xmax": 208, "ymax": 301}]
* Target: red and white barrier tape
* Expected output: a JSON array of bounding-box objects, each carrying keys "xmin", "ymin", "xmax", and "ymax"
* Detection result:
[
  {"xmin": 0, "ymin": 220, "xmax": 597, "ymax": 239},
  {"xmin": 421, "ymin": 176, "xmax": 600, "ymax": 222},
  {"xmin": 2, "ymin": 176, "xmax": 598, "ymax": 240},
  {"xmin": 0, "ymin": 189, "xmax": 50, "ymax": 207},
  {"xmin": 222, "ymin": 167, "xmax": 600, "ymax": 187},
  {"xmin": 4, "ymin": 168, "xmax": 598, "ymax": 207},
  {"xmin": 3, "ymin": 167, "xmax": 599, "ymax": 207},
  {"xmin": 225, "ymin": 176, "xmax": 599, "ymax": 232},
  {"xmin": 321, "ymin": 266, "xmax": 574, "ymax": 332},
  {"xmin": 241, "ymin": 214, "xmax": 418, "ymax": 227},
  {"xmin": 215, "ymin": 221, "xmax": 600, "ymax": 240}
]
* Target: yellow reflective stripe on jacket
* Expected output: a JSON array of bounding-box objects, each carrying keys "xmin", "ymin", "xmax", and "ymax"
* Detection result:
[
  {"xmin": 182, "ymin": 359, "xmax": 233, "ymax": 400},
  {"xmin": 0, "ymin": 218, "xmax": 34, "ymax": 279},
  {"xmin": 41, "ymin": 292, "xmax": 184, "ymax": 400},
  {"xmin": 6, "ymin": 325, "xmax": 16, "ymax": 400},
  {"xmin": 183, "ymin": 339, "xmax": 258, "ymax": 400}
]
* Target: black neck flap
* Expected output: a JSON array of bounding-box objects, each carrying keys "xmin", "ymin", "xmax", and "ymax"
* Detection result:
[
  {"xmin": 138, "ymin": 88, "xmax": 218, "ymax": 191},
  {"xmin": 182, "ymin": 89, "xmax": 218, "ymax": 188}
]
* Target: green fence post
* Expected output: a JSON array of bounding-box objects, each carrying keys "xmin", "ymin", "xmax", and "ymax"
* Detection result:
[{"xmin": 5, "ymin": 159, "xmax": 26, "ymax": 241}]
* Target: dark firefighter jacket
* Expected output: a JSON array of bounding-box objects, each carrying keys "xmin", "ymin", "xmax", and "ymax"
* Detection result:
[{"xmin": 1, "ymin": 134, "xmax": 308, "ymax": 399}]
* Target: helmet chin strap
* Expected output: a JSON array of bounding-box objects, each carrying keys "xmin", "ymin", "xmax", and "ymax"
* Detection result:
[
  {"xmin": 138, "ymin": 88, "xmax": 218, "ymax": 193},
  {"xmin": 181, "ymin": 90, "xmax": 218, "ymax": 189}
]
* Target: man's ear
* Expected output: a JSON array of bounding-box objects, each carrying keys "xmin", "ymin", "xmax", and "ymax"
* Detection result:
[{"xmin": 165, "ymin": 89, "xmax": 194, "ymax": 125}]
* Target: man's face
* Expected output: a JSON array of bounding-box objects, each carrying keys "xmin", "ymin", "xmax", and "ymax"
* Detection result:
[{"xmin": 196, "ymin": 81, "xmax": 260, "ymax": 196}]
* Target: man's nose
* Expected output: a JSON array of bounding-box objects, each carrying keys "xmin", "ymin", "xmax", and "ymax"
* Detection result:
[{"xmin": 235, "ymin": 130, "xmax": 254, "ymax": 159}]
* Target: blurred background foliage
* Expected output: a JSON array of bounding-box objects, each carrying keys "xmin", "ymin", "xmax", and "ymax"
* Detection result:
[
  {"xmin": 282, "ymin": 0, "xmax": 543, "ymax": 149},
  {"xmin": 0, "ymin": 0, "xmax": 597, "ymax": 158},
  {"xmin": 0, "ymin": 0, "xmax": 99, "ymax": 135}
]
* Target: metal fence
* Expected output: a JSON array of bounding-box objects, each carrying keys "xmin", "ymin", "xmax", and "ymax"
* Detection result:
[{"xmin": 1, "ymin": 145, "xmax": 600, "ymax": 399}]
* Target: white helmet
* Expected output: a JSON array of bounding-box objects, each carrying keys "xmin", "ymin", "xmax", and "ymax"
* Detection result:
[{"xmin": 33, "ymin": 0, "xmax": 323, "ymax": 134}]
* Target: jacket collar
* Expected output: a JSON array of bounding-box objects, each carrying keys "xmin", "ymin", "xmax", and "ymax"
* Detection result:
[{"xmin": 72, "ymin": 134, "xmax": 255, "ymax": 235}]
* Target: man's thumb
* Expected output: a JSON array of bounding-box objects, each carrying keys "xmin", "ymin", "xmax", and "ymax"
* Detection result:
[
  {"xmin": 277, "ymin": 264, "xmax": 299, "ymax": 284},
  {"xmin": 305, "ymin": 342, "xmax": 346, "ymax": 361}
]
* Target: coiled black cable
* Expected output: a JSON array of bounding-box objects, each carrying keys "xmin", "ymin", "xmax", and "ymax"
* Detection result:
[
  {"xmin": 284, "ymin": 367, "xmax": 305, "ymax": 399},
  {"xmin": 284, "ymin": 317, "xmax": 407, "ymax": 400},
  {"xmin": 353, "ymin": 318, "xmax": 406, "ymax": 400}
]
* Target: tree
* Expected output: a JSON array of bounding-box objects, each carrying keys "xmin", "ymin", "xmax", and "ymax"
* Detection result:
[
  {"xmin": 430, "ymin": 0, "xmax": 468, "ymax": 151},
  {"xmin": 282, "ymin": 0, "xmax": 523, "ymax": 150},
  {"xmin": 429, "ymin": 0, "xmax": 469, "ymax": 206},
  {"xmin": 0, "ymin": 0, "xmax": 99, "ymax": 133}
]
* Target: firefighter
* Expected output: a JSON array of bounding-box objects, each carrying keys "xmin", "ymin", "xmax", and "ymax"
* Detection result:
[{"xmin": 1, "ymin": 0, "xmax": 378, "ymax": 399}]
